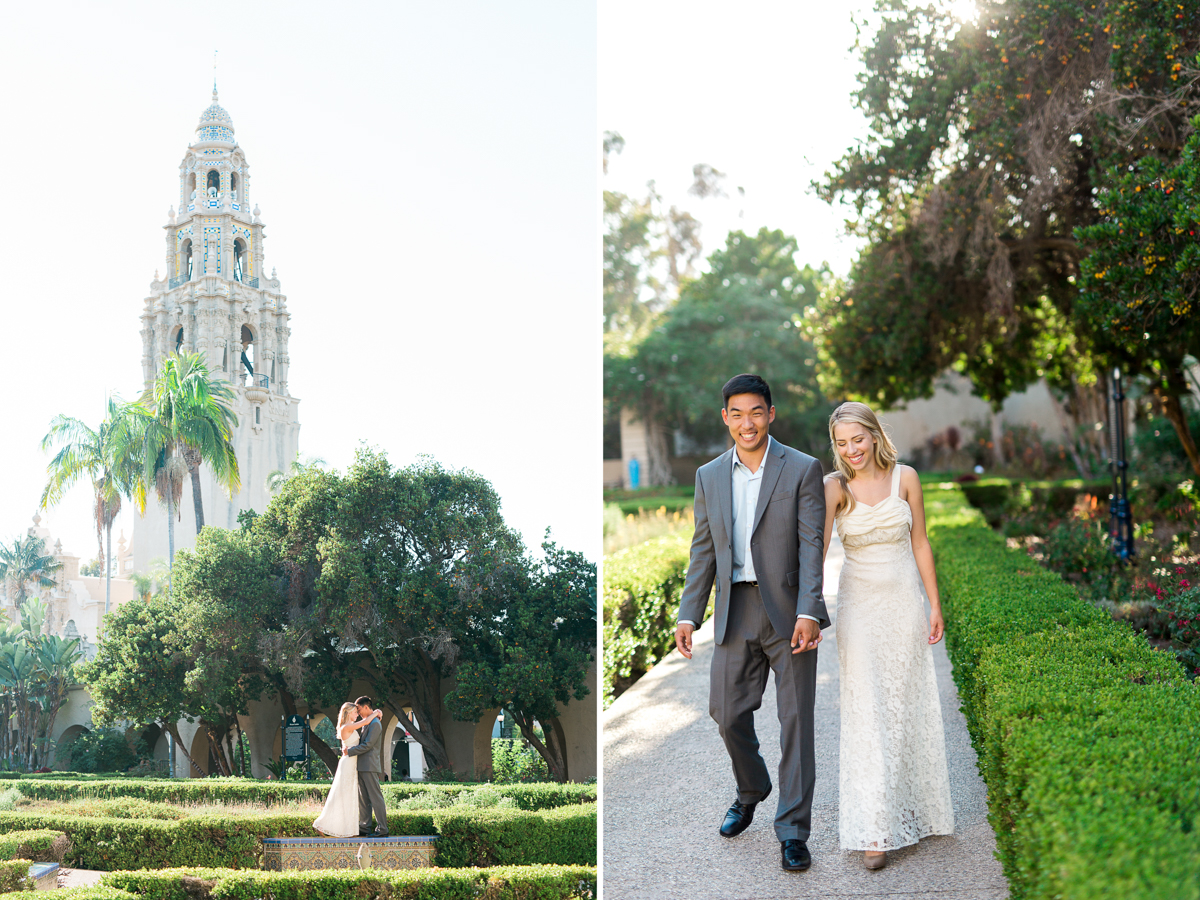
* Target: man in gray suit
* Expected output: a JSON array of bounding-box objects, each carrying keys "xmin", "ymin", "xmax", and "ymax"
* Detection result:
[
  {"xmin": 674, "ymin": 373, "xmax": 828, "ymax": 872},
  {"xmin": 343, "ymin": 696, "xmax": 389, "ymax": 837}
]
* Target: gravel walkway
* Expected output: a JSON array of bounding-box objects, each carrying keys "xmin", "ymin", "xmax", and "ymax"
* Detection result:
[{"xmin": 602, "ymin": 535, "xmax": 1008, "ymax": 899}]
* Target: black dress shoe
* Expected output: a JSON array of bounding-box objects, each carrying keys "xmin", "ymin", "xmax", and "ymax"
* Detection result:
[
  {"xmin": 720, "ymin": 799, "xmax": 757, "ymax": 837},
  {"xmin": 373, "ymin": 831, "xmax": 389, "ymax": 838},
  {"xmin": 781, "ymin": 839, "xmax": 811, "ymax": 871}
]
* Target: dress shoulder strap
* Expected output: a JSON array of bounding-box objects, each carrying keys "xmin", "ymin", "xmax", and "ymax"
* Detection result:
[{"xmin": 890, "ymin": 464, "xmax": 901, "ymax": 497}]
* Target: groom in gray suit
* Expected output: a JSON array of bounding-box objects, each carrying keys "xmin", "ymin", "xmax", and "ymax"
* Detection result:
[
  {"xmin": 343, "ymin": 696, "xmax": 389, "ymax": 837},
  {"xmin": 675, "ymin": 373, "xmax": 828, "ymax": 872}
]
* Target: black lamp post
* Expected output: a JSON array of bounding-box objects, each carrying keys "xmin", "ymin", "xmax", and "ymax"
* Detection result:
[{"xmin": 1109, "ymin": 368, "xmax": 1135, "ymax": 561}]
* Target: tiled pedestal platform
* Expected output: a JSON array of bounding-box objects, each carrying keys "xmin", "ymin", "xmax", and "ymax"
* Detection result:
[
  {"xmin": 28, "ymin": 862, "xmax": 59, "ymax": 890},
  {"xmin": 262, "ymin": 836, "xmax": 436, "ymax": 871}
]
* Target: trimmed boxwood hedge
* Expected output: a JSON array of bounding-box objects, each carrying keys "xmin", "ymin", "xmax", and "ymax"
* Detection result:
[
  {"xmin": 927, "ymin": 487, "xmax": 1200, "ymax": 899},
  {"xmin": 9, "ymin": 779, "xmax": 594, "ymax": 810},
  {"xmin": 0, "ymin": 889, "xmax": 135, "ymax": 900},
  {"xmin": 603, "ymin": 533, "xmax": 693, "ymax": 706},
  {"xmin": 0, "ymin": 829, "xmax": 65, "ymax": 862},
  {"xmin": 0, "ymin": 860, "xmax": 31, "ymax": 894},
  {"xmin": 0, "ymin": 804, "xmax": 595, "ymax": 871},
  {"xmin": 100, "ymin": 865, "xmax": 597, "ymax": 900}
]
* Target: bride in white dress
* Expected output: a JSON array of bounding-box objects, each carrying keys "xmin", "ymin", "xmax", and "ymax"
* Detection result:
[
  {"xmin": 822, "ymin": 402, "xmax": 954, "ymax": 870},
  {"xmin": 313, "ymin": 702, "xmax": 383, "ymax": 837}
]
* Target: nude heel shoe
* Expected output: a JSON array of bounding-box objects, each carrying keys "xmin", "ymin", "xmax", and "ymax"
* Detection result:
[{"xmin": 864, "ymin": 851, "xmax": 887, "ymax": 870}]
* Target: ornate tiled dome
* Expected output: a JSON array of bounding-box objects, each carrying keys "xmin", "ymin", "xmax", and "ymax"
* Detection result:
[{"xmin": 196, "ymin": 87, "xmax": 235, "ymax": 143}]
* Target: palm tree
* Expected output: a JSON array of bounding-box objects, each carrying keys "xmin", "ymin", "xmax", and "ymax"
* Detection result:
[
  {"xmin": 266, "ymin": 454, "xmax": 328, "ymax": 494},
  {"xmin": 0, "ymin": 535, "xmax": 62, "ymax": 608},
  {"xmin": 138, "ymin": 352, "xmax": 241, "ymax": 570},
  {"xmin": 40, "ymin": 398, "xmax": 143, "ymax": 614}
]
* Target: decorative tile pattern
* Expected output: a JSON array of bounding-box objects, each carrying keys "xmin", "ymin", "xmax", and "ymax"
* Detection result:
[
  {"xmin": 262, "ymin": 837, "xmax": 436, "ymax": 872},
  {"xmin": 28, "ymin": 863, "xmax": 58, "ymax": 891}
]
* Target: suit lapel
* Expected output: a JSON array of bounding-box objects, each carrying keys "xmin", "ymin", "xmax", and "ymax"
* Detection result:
[
  {"xmin": 713, "ymin": 448, "xmax": 734, "ymax": 544},
  {"xmin": 750, "ymin": 440, "xmax": 785, "ymax": 537}
]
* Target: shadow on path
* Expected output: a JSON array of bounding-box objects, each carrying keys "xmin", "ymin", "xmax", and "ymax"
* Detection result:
[{"xmin": 602, "ymin": 534, "xmax": 1009, "ymax": 900}]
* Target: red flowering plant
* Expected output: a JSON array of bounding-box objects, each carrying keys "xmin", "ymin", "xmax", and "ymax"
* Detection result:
[{"xmin": 1133, "ymin": 560, "xmax": 1200, "ymax": 676}]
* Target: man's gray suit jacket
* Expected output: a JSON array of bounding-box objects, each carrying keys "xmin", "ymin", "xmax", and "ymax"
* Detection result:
[
  {"xmin": 676, "ymin": 439, "xmax": 829, "ymax": 644},
  {"xmin": 345, "ymin": 718, "xmax": 382, "ymax": 773}
]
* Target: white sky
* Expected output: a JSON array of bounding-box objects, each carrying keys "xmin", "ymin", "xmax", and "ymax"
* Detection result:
[
  {"xmin": 600, "ymin": 0, "xmax": 876, "ymax": 278},
  {"xmin": 0, "ymin": 2, "xmax": 599, "ymax": 564}
]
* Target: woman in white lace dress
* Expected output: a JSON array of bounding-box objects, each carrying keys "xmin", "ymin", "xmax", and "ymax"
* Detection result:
[
  {"xmin": 313, "ymin": 702, "xmax": 383, "ymax": 837},
  {"xmin": 821, "ymin": 402, "xmax": 954, "ymax": 869}
]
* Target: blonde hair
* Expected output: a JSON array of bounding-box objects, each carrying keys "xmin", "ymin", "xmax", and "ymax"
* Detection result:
[
  {"xmin": 828, "ymin": 401, "xmax": 899, "ymax": 516},
  {"xmin": 336, "ymin": 702, "xmax": 357, "ymax": 729}
]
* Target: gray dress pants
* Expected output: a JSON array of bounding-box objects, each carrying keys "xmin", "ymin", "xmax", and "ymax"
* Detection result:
[
  {"xmin": 710, "ymin": 582, "xmax": 818, "ymax": 842},
  {"xmin": 357, "ymin": 772, "xmax": 388, "ymax": 835}
]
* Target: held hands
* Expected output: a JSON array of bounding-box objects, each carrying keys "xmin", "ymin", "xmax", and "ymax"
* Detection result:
[
  {"xmin": 675, "ymin": 623, "xmax": 695, "ymax": 659},
  {"xmin": 791, "ymin": 618, "xmax": 822, "ymax": 654},
  {"xmin": 929, "ymin": 609, "xmax": 945, "ymax": 644}
]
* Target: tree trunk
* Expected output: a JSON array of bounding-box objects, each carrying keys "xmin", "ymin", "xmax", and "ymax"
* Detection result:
[
  {"xmin": 189, "ymin": 462, "xmax": 205, "ymax": 535},
  {"xmin": 305, "ymin": 724, "xmax": 342, "ymax": 776},
  {"xmin": 990, "ymin": 409, "xmax": 1006, "ymax": 469},
  {"xmin": 164, "ymin": 722, "xmax": 207, "ymax": 777},
  {"xmin": 1049, "ymin": 392, "xmax": 1092, "ymax": 480},
  {"xmin": 166, "ymin": 493, "xmax": 175, "ymax": 596},
  {"xmin": 512, "ymin": 712, "xmax": 567, "ymax": 782},
  {"xmin": 1157, "ymin": 372, "xmax": 1200, "ymax": 476},
  {"xmin": 104, "ymin": 523, "xmax": 112, "ymax": 615},
  {"xmin": 205, "ymin": 724, "xmax": 232, "ymax": 776},
  {"xmin": 275, "ymin": 688, "xmax": 341, "ymax": 777}
]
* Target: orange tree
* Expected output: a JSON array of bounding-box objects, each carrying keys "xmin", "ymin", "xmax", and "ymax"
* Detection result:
[
  {"xmin": 1075, "ymin": 116, "xmax": 1200, "ymax": 474},
  {"xmin": 810, "ymin": 0, "xmax": 1200, "ymax": 464}
]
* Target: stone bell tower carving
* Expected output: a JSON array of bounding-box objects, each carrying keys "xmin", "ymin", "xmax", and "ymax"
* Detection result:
[{"xmin": 133, "ymin": 87, "xmax": 301, "ymax": 572}]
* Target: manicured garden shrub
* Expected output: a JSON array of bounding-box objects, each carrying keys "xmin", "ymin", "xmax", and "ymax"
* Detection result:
[
  {"xmin": 0, "ymin": 859, "xmax": 32, "ymax": 894},
  {"xmin": 928, "ymin": 487, "xmax": 1200, "ymax": 899},
  {"xmin": 0, "ymin": 888, "xmax": 135, "ymax": 900},
  {"xmin": 603, "ymin": 533, "xmax": 692, "ymax": 706},
  {"xmin": 0, "ymin": 804, "xmax": 596, "ymax": 871},
  {"xmin": 101, "ymin": 865, "xmax": 597, "ymax": 900},
  {"xmin": 433, "ymin": 804, "xmax": 597, "ymax": 867},
  {"xmin": 0, "ymin": 829, "xmax": 67, "ymax": 862},
  {"xmin": 9, "ymin": 778, "xmax": 593, "ymax": 810}
]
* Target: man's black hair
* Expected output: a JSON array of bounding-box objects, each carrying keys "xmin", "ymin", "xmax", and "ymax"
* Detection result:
[
  {"xmin": 722, "ymin": 373, "xmax": 772, "ymax": 410},
  {"xmin": 355, "ymin": 696, "xmax": 372, "ymax": 708}
]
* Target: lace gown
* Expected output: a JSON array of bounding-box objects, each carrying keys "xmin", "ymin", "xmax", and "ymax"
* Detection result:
[
  {"xmin": 834, "ymin": 465, "xmax": 954, "ymax": 850},
  {"xmin": 313, "ymin": 735, "xmax": 359, "ymax": 837}
]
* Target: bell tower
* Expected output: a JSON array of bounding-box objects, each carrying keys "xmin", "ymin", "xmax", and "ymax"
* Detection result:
[{"xmin": 132, "ymin": 87, "xmax": 301, "ymax": 572}]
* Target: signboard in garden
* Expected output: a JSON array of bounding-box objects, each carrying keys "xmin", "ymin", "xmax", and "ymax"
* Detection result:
[{"xmin": 283, "ymin": 714, "xmax": 308, "ymax": 762}]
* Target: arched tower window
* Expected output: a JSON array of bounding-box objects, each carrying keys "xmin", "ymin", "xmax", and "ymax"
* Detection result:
[
  {"xmin": 187, "ymin": 172, "xmax": 197, "ymax": 199},
  {"xmin": 207, "ymin": 170, "xmax": 220, "ymax": 198},
  {"xmin": 181, "ymin": 239, "xmax": 193, "ymax": 280},
  {"xmin": 174, "ymin": 327, "xmax": 184, "ymax": 353},
  {"xmin": 240, "ymin": 325, "xmax": 256, "ymax": 382},
  {"xmin": 230, "ymin": 173, "xmax": 238, "ymax": 201},
  {"xmin": 233, "ymin": 239, "xmax": 246, "ymax": 282}
]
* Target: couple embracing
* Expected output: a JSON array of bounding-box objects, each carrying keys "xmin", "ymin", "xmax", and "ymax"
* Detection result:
[
  {"xmin": 312, "ymin": 696, "xmax": 390, "ymax": 838},
  {"xmin": 675, "ymin": 374, "xmax": 954, "ymax": 872}
]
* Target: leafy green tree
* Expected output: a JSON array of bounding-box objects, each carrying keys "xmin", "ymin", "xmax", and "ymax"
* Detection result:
[
  {"xmin": 40, "ymin": 398, "xmax": 142, "ymax": 613},
  {"xmin": 444, "ymin": 539, "xmax": 596, "ymax": 782},
  {"xmin": 77, "ymin": 591, "xmax": 208, "ymax": 776},
  {"xmin": 0, "ymin": 535, "xmax": 61, "ymax": 608},
  {"xmin": 608, "ymin": 228, "xmax": 835, "ymax": 460},
  {"xmin": 1075, "ymin": 120, "xmax": 1200, "ymax": 474},
  {"xmin": 812, "ymin": 0, "xmax": 1200, "ymax": 461},
  {"xmin": 136, "ymin": 352, "xmax": 241, "ymax": 569}
]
